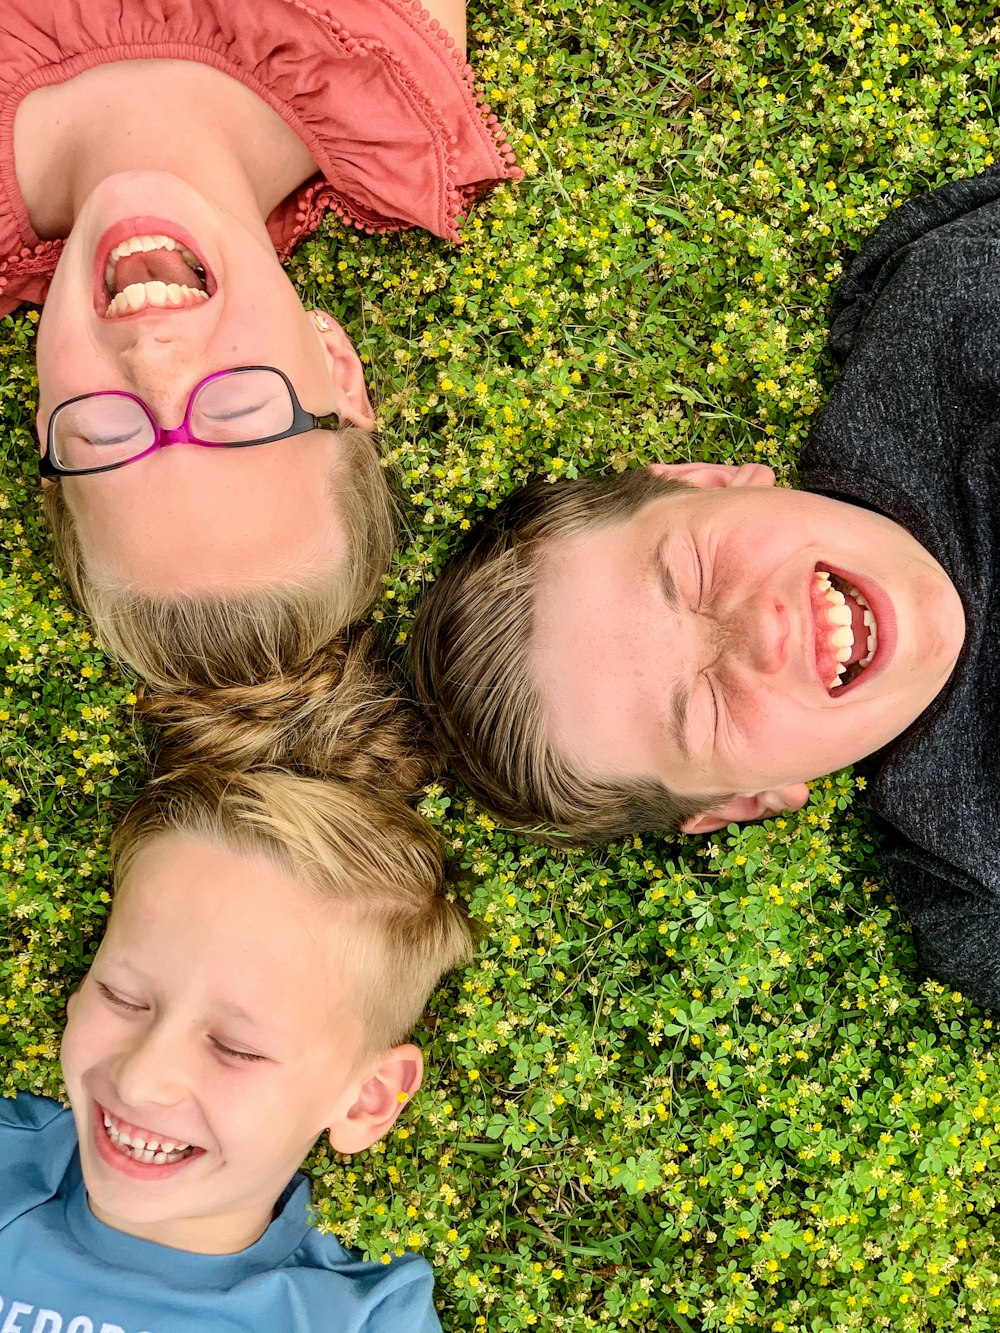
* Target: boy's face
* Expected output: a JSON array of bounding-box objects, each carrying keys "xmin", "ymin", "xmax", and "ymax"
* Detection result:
[
  {"xmin": 61, "ymin": 833, "xmax": 419, "ymax": 1255},
  {"xmin": 532, "ymin": 464, "xmax": 967, "ymax": 831}
]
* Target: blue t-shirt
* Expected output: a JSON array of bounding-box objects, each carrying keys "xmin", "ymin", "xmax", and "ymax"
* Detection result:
[{"xmin": 0, "ymin": 1094, "xmax": 441, "ymax": 1333}]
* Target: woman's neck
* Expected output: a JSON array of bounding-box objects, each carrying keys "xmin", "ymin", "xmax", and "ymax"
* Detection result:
[{"xmin": 16, "ymin": 59, "xmax": 318, "ymax": 239}]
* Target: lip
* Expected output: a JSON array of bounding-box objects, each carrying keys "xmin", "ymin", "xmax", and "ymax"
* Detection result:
[
  {"xmin": 91, "ymin": 1099, "xmax": 206, "ymax": 1182},
  {"xmin": 809, "ymin": 563, "xmax": 898, "ymax": 698},
  {"xmin": 92, "ymin": 216, "xmax": 216, "ymax": 319}
]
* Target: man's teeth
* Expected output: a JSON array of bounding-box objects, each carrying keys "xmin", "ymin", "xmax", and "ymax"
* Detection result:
[
  {"xmin": 813, "ymin": 568, "xmax": 878, "ymax": 690},
  {"xmin": 106, "ymin": 283, "xmax": 210, "ymax": 317},
  {"xmin": 103, "ymin": 1109, "xmax": 193, "ymax": 1165}
]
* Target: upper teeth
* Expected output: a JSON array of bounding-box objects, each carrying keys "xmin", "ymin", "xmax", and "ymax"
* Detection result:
[
  {"xmin": 103, "ymin": 1108, "xmax": 193, "ymax": 1165},
  {"xmin": 813, "ymin": 569, "xmax": 878, "ymax": 690},
  {"xmin": 103, "ymin": 234, "xmax": 208, "ymax": 318}
]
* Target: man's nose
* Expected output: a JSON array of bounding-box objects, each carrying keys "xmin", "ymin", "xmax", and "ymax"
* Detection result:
[{"xmin": 735, "ymin": 595, "xmax": 789, "ymax": 676}]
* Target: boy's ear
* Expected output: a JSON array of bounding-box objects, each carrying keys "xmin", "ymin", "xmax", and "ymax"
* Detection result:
[
  {"xmin": 681, "ymin": 783, "xmax": 810, "ymax": 835},
  {"xmin": 310, "ymin": 310, "xmax": 377, "ymax": 431},
  {"xmin": 647, "ymin": 461, "xmax": 776, "ymax": 490},
  {"xmin": 326, "ymin": 1043, "xmax": 424, "ymax": 1155}
]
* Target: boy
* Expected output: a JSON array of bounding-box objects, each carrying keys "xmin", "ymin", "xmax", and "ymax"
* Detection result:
[
  {"xmin": 1, "ymin": 769, "xmax": 474, "ymax": 1330},
  {"xmin": 409, "ymin": 167, "xmax": 1000, "ymax": 1008}
]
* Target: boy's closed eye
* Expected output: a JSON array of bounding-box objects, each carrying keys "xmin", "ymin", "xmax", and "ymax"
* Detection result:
[{"xmin": 96, "ymin": 980, "xmax": 269, "ymax": 1064}]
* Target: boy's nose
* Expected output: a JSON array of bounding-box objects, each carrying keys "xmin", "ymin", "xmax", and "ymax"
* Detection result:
[{"xmin": 113, "ymin": 1030, "xmax": 191, "ymax": 1108}]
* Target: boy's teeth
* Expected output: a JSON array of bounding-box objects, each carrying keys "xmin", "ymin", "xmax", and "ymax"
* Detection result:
[{"xmin": 102, "ymin": 1108, "xmax": 193, "ymax": 1163}]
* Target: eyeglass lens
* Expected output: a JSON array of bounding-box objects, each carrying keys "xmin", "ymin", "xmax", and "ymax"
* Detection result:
[{"xmin": 50, "ymin": 369, "xmax": 296, "ymax": 472}]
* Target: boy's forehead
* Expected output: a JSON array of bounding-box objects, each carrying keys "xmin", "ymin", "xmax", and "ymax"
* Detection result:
[{"xmin": 106, "ymin": 836, "xmax": 365, "ymax": 1031}]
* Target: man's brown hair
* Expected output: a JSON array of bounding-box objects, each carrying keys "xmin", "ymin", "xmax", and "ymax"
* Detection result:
[{"xmin": 408, "ymin": 471, "xmax": 720, "ymax": 844}]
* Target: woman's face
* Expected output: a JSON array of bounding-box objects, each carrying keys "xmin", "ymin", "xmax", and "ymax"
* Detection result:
[{"xmin": 36, "ymin": 172, "xmax": 373, "ymax": 594}]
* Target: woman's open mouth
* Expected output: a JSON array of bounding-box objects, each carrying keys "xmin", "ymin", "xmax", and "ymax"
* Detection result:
[
  {"xmin": 810, "ymin": 565, "xmax": 878, "ymax": 694},
  {"xmin": 94, "ymin": 220, "xmax": 216, "ymax": 318}
]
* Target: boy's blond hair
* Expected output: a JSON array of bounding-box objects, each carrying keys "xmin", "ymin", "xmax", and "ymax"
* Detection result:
[
  {"xmin": 114, "ymin": 630, "xmax": 472, "ymax": 1059},
  {"xmin": 42, "ymin": 427, "xmax": 393, "ymax": 690},
  {"xmin": 408, "ymin": 473, "xmax": 723, "ymax": 844},
  {"xmin": 110, "ymin": 766, "xmax": 473, "ymax": 1060}
]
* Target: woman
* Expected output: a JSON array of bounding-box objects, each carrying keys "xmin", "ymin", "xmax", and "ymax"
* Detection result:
[{"xmin": 3, "ymin": 0, "xmax": 518, "ymax": 687}]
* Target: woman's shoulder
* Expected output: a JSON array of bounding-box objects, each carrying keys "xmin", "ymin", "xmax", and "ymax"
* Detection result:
[{"xmin": 255, "ymin": 0, "xmax": 521, "ymax": 251}]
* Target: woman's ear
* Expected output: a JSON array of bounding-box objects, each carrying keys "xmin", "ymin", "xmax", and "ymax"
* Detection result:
[
  {"xmin": 326, "ymin": 1044, "xmax": 424, "ymax": 1155},
  {"xmin": 310, "ymin": 311, "xmax": 376, "ymax": 431},
  {"xmin": 680, "ymin": 783, "xmax": 810, "ymax": 834},
  {"xmin": 647, "ymin": 461, "xmax": 776, "ymax": 490}
]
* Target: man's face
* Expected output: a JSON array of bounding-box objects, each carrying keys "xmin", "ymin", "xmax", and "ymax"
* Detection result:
[
  {"xmin": 532, "ymin": 465, "xmax": 966, "ymax": 830},
  {"xmin": 36, "ymin": 171, "xmax": 374, "ymax": 594},
  {"xmin": 60, "ymin": 833, "xmax": 410, "ymax": 1255}
]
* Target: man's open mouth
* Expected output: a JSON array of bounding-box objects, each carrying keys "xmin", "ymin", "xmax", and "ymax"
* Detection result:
[
  {"xmin": 101, "ymin": 1103, "xmax": 199, "ymax": 1166},
  {"xmin": 811, "ymin": 565, "xmax": 878, "ymax": 694},
  {"xmin": 100, "ymin": 232, "xmax": 215, "ymax": 318}
]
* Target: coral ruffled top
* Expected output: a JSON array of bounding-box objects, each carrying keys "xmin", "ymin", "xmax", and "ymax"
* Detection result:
[{"xmin": 0, "ymin": 0, "xmax": 521, "ymax": 316}]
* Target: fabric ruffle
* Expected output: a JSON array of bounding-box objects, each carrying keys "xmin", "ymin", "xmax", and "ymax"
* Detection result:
[{"xmin": 0, "ymin": 0, "xmax": 521, "ymax": 316}]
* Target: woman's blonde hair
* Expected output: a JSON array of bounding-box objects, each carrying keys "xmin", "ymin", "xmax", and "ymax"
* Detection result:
[
  {"xmin": 110, "ymin": 766, "xmax": 474, "ymax": 1060},
  {"xmin": 408, "ymin": 472, "xmax": 723, "ymax": 844},
  {"xmin": 42, "ymin": 427, "xmax": 394, "ymax": 689}
]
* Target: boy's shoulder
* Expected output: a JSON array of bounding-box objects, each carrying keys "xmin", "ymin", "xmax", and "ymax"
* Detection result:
[
  {"xmin": 267, "ymin": 1189, "xmax": 442, "ymax": 1332},
  {"xmin": 0, "ymin": 1090, "xmax": 78, "ymax": 1232},
  {"xmin": 0, "ymin": 1089, "xmax": 70, "ymax": 1133}
]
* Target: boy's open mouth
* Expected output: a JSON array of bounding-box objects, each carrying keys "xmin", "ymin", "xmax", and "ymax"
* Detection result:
[
  {"xmin": 97, "ymin": 229, "xmax": 215, "ymax": 318},
  {"xmin": 97, "ymin": 1102, "xmax": 203, "ymax": 1169},
  {"xmin": 811, "ymin": 565, "xmax": 878, "ymax": 694}
]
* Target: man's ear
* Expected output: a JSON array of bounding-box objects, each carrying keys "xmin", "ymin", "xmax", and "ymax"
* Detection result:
[
  {"xmin": 681, "ymin": 783, "xmax": 810, "ymax": 835},
  {"xmin": 647, "ymin": 461, "xmax": 776, "ymax": 490},
  {"xmin": 326, "ymin": 1043, "xmax": 424, "ymax": 1155},
  {"xmin": 310, "ymin": 311, "xmax": 377, "ymax": 431}
]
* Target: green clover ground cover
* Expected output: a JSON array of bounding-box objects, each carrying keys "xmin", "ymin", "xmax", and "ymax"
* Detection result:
[{"xmin": 3, "ymin": 2, "xmax": 1000, "ymax": 1328}]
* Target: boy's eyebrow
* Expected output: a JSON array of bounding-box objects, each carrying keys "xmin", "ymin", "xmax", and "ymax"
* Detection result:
[{"xmin": 652, "ymin": 542, "xmax": 691, "ymax": 761}]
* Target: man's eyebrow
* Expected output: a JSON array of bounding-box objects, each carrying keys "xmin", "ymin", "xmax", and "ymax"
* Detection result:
[
  {"xmin": 651, "ymin": 539, "xmax": 679, "ymax": 612},
  {"xmin": 650, "ymin": 541, "xmax": 691, "ymax": 761},
  {"xmin": 670, "ymin": 680, "xmax": 691, "ymax": 763}
]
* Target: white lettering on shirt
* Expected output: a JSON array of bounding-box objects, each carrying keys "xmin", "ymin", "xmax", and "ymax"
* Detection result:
[{"xmin": 0, "ymin": 1300, "xmax": 150, "ymax": 1333}]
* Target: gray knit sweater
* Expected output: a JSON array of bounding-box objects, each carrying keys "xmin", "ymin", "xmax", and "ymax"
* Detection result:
[{"xmin": 801, "ymin": 167, "xmax": 1000, "ymax": 1007}]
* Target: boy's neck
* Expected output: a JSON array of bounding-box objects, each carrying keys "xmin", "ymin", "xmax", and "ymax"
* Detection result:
[
  {"xmin": 87, "ymin": 1191, "xmax": 276, "ymax": 1256},
  {"xmin": 15, "ymin": 59, "xmax": 318, "ymax": 239}
]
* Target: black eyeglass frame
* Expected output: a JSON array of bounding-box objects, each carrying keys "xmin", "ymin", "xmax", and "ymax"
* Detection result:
[{"xmin": 39, "ymin": 365, "xmax": 318, "ymax": 479}]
